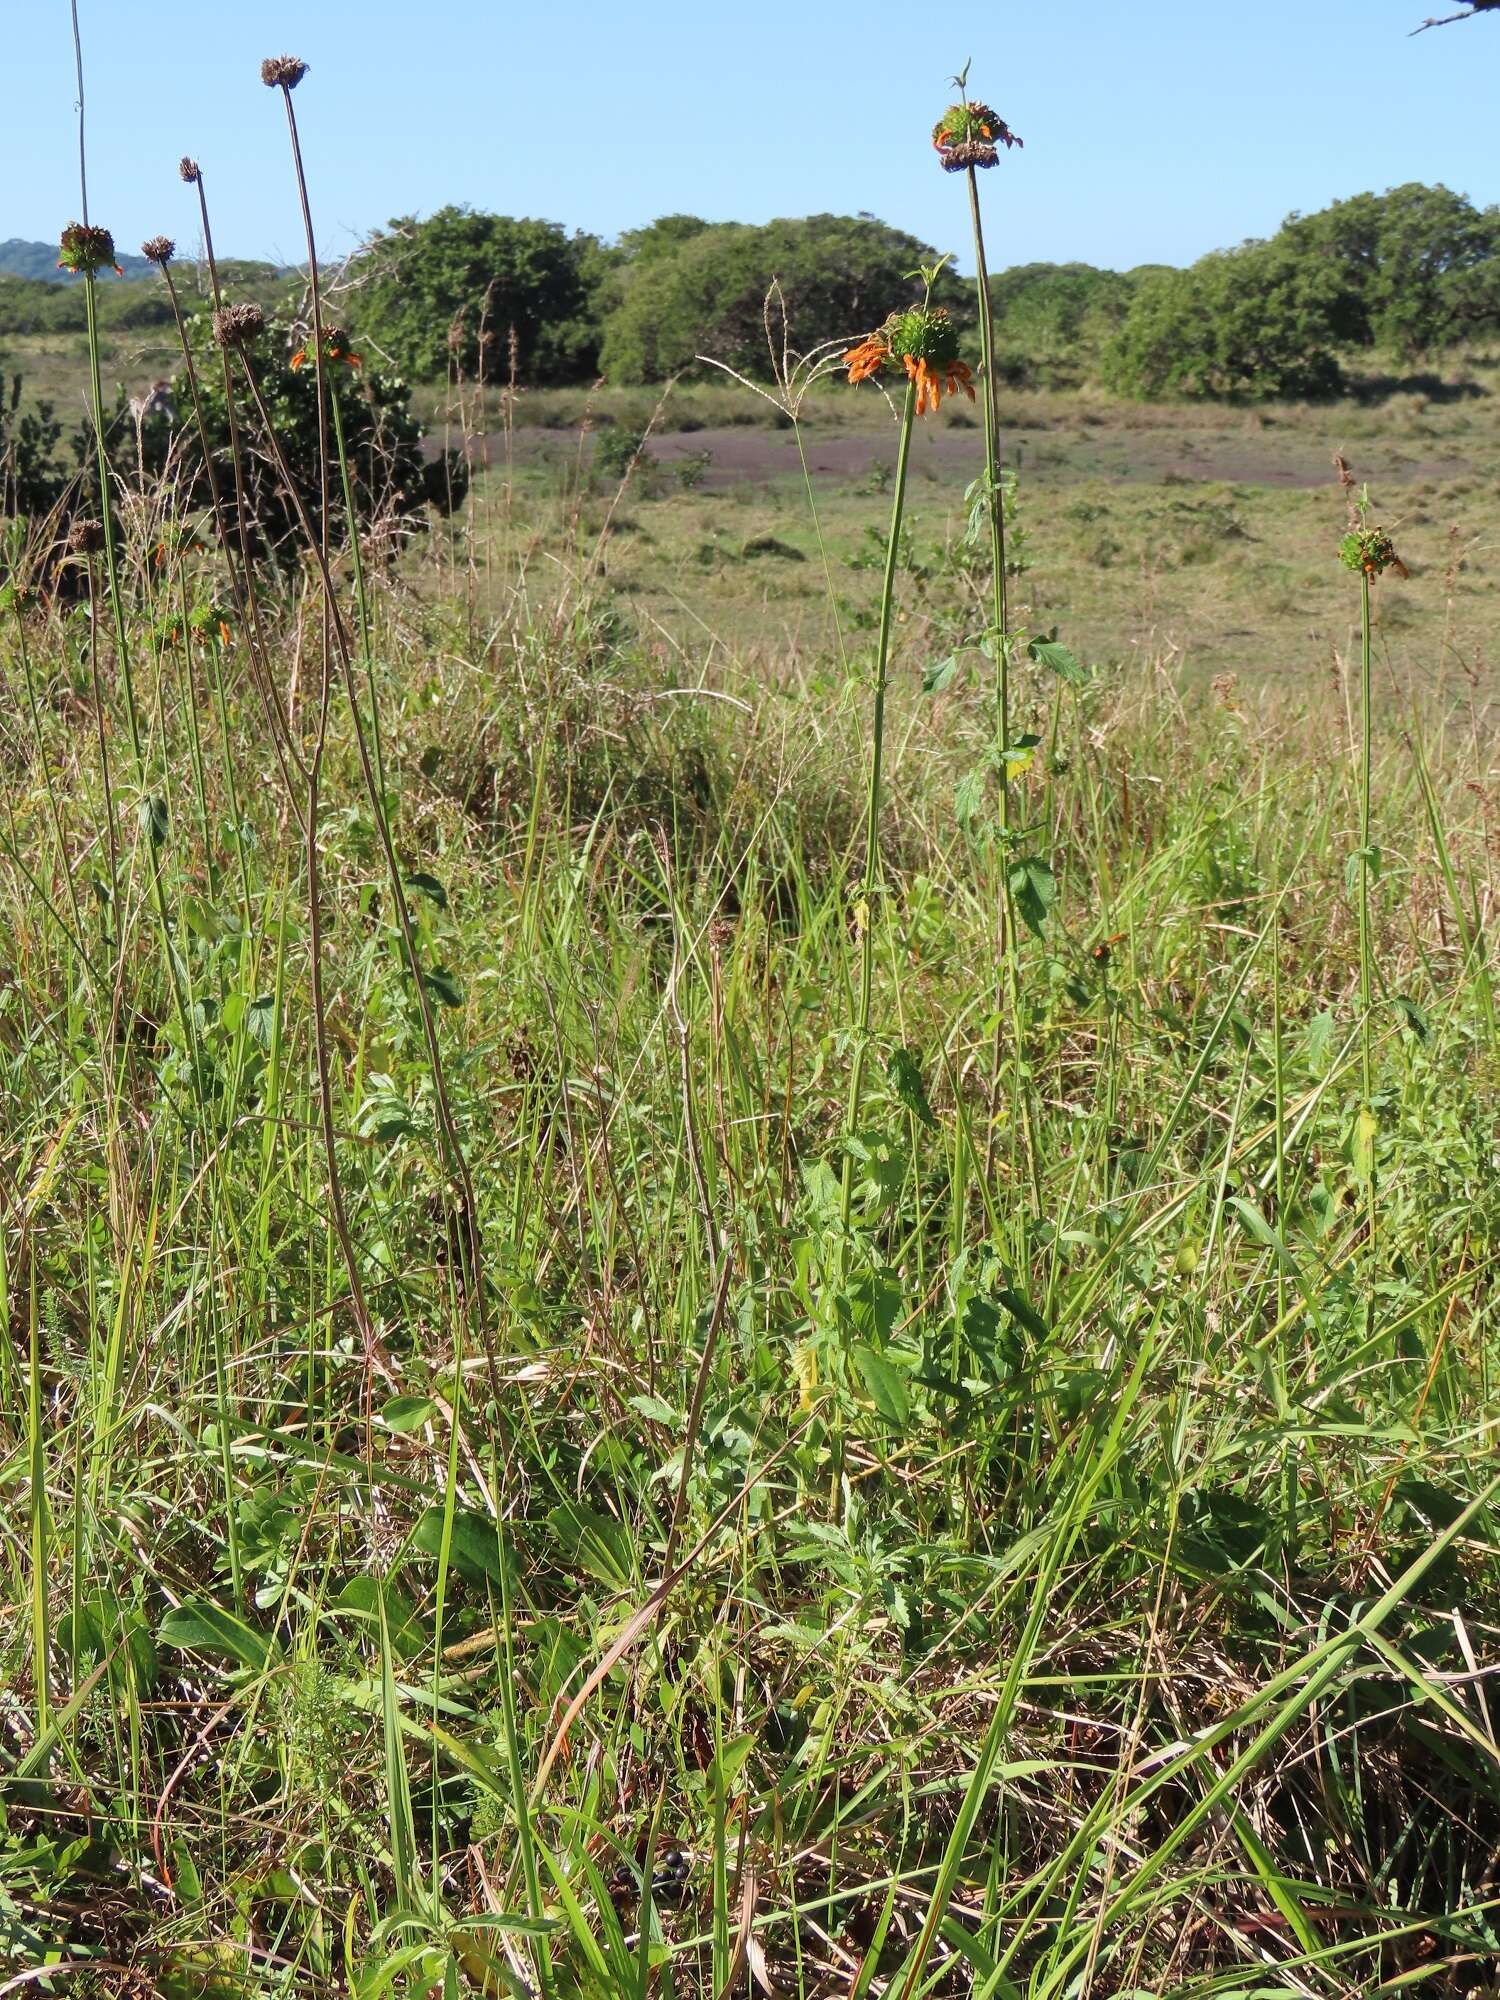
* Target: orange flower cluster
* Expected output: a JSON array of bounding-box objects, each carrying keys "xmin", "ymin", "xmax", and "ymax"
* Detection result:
[
  {"xmin": 842, "ymin": 334, "xmax": 975, "ymax": 414},
  {"xmin": 843, "ymin": 334, "xmax": 890, "ymax": 386},
  {"xmin": 906, "ymin": 353, "xmax": 973, "ymax": 415},
  {"xmin": 290, "ymin": 330, "xmax": 362, "ymax": 373}
]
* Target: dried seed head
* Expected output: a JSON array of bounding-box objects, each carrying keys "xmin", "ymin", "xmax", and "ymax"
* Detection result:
[
  {"xmin": 66, "ymin": 518, "xmax": 105, "ymax": 557},
  {"xmin": 939, "ymin": 138, "xmax": 1000, "ymax": 172},
  {"xmin": 179, "ymin": 157, "xmax": 201, "ymax": 184},
  {"xmin": 58, "ymin": 223, "xmax": 122, "ymax": 276},
  {"xmin": 260, "ymin": 54, "xmax": 308, "ymax": 89},
  {"xmin": 213, "ymin": 302, "xmax": 266, "ymax": 349},
  {"xmin": 141, "ymin": 236, "xmax": 175, "ymax": 266}
]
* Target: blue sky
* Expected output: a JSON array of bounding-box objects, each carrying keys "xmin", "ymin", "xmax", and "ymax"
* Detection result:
[{"xmin": 5, "ymin": 1, "xmax": 1497, "ymax": 274}]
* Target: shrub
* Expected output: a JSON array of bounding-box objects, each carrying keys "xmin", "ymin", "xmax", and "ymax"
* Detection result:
[
  {"xmin": 1281, "ymin": 182, "xmax": 1500, "ymax": 357},
  {"xmin": 599, "ymin": 214, "xmax": 963, "ymax": 384},
  {"xmin": 352, "ymin": 207, "xmax": 609, "ymax": 383},
  {"xmin": 134, "ymin": 311, "xmax": 467, "ymax": 561},
  {"xmin": 1103, "ymin": 240, "xmax": 1352, "ymax": 400},
  {"xmin": 0, "ymin": 366, "xmax": 68, "ymax": 517}
]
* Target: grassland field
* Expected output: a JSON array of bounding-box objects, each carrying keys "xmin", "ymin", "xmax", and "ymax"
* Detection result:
[{"xmin": 4, "ymin": 299, "xmax": 1500, "ymax": 2000}]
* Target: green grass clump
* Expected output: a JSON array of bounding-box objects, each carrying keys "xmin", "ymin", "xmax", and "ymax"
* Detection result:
[
  {"xmin": 5, "ymin": 496, "xmax": 1500, "ymax": 1992},
  {"xmin": 4, "ymin": 33, "xmax": 1500, "ymax": 2000}
]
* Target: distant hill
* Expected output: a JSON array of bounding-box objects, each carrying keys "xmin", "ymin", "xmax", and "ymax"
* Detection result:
[{"xmin": 0, "ymin": 236, "xmax": 153, "ymax": 282}]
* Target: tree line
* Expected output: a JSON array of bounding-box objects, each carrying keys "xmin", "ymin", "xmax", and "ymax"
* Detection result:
[
  {"xmin": 2, "ymin": 181, "xmax": 1498, "ymax": 437},
  {"xmin": 338, "ymin": 183, "xmax": 1500, "ymax": 401}
]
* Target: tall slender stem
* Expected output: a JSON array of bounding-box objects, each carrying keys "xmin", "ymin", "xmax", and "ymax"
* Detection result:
[
  {"xmin": 842, "ymin": 377, "xmax": 917, "ymax": 1224},
  {"xmin": 1357, "ymin": 567, "xmax": 1377, "ymax": 1253},
  {"xmin": 966, "ymin": 162, "xmax": 1039, "ymax": 1211}
]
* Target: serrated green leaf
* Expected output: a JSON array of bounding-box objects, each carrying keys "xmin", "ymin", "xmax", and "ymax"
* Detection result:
[
  {"xmin": 1028, "ymin": 638, "xmax": 1088, "ymax": 687},
  {"xmin": 923, "ymin": 653, "xmax": 959, "ymax": 695},
  {"xmin": 954, "ymin": 766, "xmax": 987, "ymax": 833}
]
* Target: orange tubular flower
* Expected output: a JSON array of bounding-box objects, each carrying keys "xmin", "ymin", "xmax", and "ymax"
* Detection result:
[
  {"xmin": 291, "ymin": 328, "xmax": 363, "ymax": 373},
  {"xmin": 844, "ymin": 334, "xmax": 891, "ymax": 386},
  {"xmin": 903, "ymin": 352, "xmax": 974, "ymax": 416}
]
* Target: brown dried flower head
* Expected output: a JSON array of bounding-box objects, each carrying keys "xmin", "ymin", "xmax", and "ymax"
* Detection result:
[
  {"xmin": 940, "ymin": 138, "xmax": 1000, "ymax": 172},
  {"xmin": 260, "ymin": 54, "xmax": 309, "ymax": 89},
  {"xmin": 213, "ymin": 302, "xmax": 266, "ymax": 349},
  {"xmin": 141, "ymin": 236, "xmax": 175, "ymax": 266},
  {"xmin": 66, "ymin": 518, "xmax": 105, "ymax": 557},
  {"xmin": 179, "ymin": 157, "xmax": 201, "ymax": 184}
]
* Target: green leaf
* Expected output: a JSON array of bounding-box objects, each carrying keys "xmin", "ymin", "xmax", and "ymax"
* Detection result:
[
  {"xmin": 1352, "ymin": 1104, "xmax": 1379, "ymax": 1184},
  {"xmin": 379, "ymin": 1394, "xmax": 438, "ymax": 1432},
  {"xmin": 406, "ymin": 871, "xmax": 448, "ymax": 909},
  {"xmin": 358, "ymin": 1086, "xmax": 417, "ymax": 1143},
  {"xmin": 245, "ymin": 994, "xmax": 276, "ymax": 1049},
  {"xmin": 137, "ymin": 794, "xmax": 170, "ymax": 846},
  {"xmin": 412, "ymin": 1505, "xmax": 507, "ymax": 1588},
  {"xmin": 954, "ymin": 766, "xmax": 988, "ymax": 834},
  {"xmin": 423, "ymin": 965, "xmax": 465, "ymax": 1007},
  {"xmin": 888, "ymin": 1045, "xmax": 937, "ymax": 1129},
  {"xmin": 1393, "ymin": 993, "xmax": 1430, "ymax": 1043},
  {"xmin": 1344, "ymin": 844, "xmax": 1382, "ymax": 897},
  {"xmin": 1008, "ymin": 856, "xmax": 1057, "ymax": 937},
  {"xmin": 997, "ymin": 1287, "xmax": 1049, "ymax": 1343},
  {"xmin": 1027, "ymin": 637, "xmax": 1088, "ymax": 687},
  {"xmin": 1002, "ymin": 732, "xmax": 1043, "ymax": 777},
  {"xmin": 159, "ymin": 1599, "xmax": 275, "ymax": 1670},
  {"xmin": 1301, "ymin": 1009, "xmax": 1335, "ymax": 1073},
  {"xmin": 852, "ymin": 1344, "xmax": 911, "ymax": 1425},
  {"xmin": 59, "ymin": 1591, "xmax": 157, "ymax": 1687},
  {"xmin": 179, "ymin": 894, "xmax": 225, "ymax": 942},
  {"xmin": 545, "ymin": 1502, "xmax": 636, "ymax": 1590},
  {"xmin": 923, "ymin": 653, "xmax": 959, "ymax": 695}
]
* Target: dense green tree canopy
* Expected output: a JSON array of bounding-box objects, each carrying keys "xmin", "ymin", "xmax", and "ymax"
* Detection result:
[
  {"xmin": 1281, "ymin": 183, "xmax": 1500, "ymax": 355},
  {"xmin": 1102, "ymin": 239, "xmax": 1355, "ymax": 400},
  {"xmin": 599, "ymin": 213, "xmax": 960, "ymax": 384},
  {"xmin": 354, "ymin": 207, "xmax": 607, "ymax": 384},
  {"xmin": 987, "ymin": 262, "xmax": 1140, "ymax": 380}
]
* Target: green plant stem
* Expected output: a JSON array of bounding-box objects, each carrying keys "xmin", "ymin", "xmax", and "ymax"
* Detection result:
[
  {"xmin": 329, "ymin": 387, "xmax": 388, "ymax": 803},
  {"xmin": 841, "ymin": 375, "xmax": 917, "ymax": 1227},
  {"xmin": 967, "ymin": 163, "xmax": 1040, "ymax": 1213},
  {"xmin": 1358, "ymin": 567, "xmax": 1377, "ymax": 1253},
  {"xmin": 82, "ymin": 275, "xmax": 143, "ymax": 767}
]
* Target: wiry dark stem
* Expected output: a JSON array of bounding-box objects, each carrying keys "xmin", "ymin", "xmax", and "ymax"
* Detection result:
[{"xmin": 239, "ymin": 119, "xmax": 498, "ymax": 1410}]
